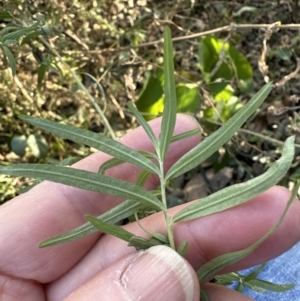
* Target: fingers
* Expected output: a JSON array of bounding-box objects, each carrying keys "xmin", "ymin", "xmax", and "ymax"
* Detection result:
[
  {"xmin": 203, "ymin": 283, "xmax": 254, "ymax": 301},
  {"xmin": 0, "ymin": 114, "xmax": 201, "ymax": 283},
  {"xmin": 0, "ymin": 274, "xmax": 45, "ymax": 301},
  {"xmin": 62, "ymin": 246, "xmax": 200, "ymax": 301},
  {"xmin": 48, "ymin": 186, "xmax": 300, "ymax": 297}
]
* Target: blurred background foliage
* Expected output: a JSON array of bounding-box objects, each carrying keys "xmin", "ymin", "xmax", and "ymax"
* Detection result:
[{"xmin": 1, "ymin": 0, "xmax": 300, "ymax": 203}]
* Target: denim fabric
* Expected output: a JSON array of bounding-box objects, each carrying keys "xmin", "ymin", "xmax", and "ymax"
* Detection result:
[{"xmin": 228, "ymin": 241, "xmax": 300, "ymax": 300}]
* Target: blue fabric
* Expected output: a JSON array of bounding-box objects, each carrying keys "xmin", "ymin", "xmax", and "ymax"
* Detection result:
[{"xmin": 229, "ymin": 241, "xmax": 300, "ymax": 300}]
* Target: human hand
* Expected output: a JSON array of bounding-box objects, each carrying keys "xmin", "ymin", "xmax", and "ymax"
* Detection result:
[{"xmin": 1, "ymin": 114, "xmax": 300, "ymax": 301}]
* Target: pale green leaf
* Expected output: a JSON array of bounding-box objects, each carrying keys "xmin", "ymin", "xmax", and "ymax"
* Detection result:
[
  {"xmin": 177, "ymin": 240, "xmax": 189, "ymax": 257},
  {"xmin": 98, "ymin": 151, "xmax": 157, "ymax": 175},
  {"xmin": 128, "ymin": 236, "xmax": 164, "ymax": 250},
  {"xmin": 1, "ymin": 44, "xmax": 16, "ymax": 76},
  {"xmin": 0, "ymin": 11, "xmax": 13, "ymax": 19},
  {"xmin": 19, "ymin": 115, "xmax": 160, "ymax": 175},
  {"xmin": 197, "ymin": 180, "xmax": 299, "ymax": 284},
  {"xmin": 170, "ymin": 127, "xmax": 201, "ymax": 144},
  {"xmin": 244, "ymin": 263, "xmax": 267, "ymax": 281},
  {"xmin": 0, "ymin": 164, "xmax": 164, "ymax": 210},
  {"xmin": 159, "ymin": 26, "xmax": 177, "ymax": 161},
  {"xmin": 245, "ymin": 278, "xmax": 295, "ymax": 292},
  {"xmin": 40, "ymin": 199, "xmax": 143, "ymax": 247},
  {"xmin": 2, "ymin": 22, "xmax": 40, "ymax": 43},
  {"xmin": 37, "ymin": 62, "xmax": 49, "ymax": 91},
  {"xmin": 135, "ymin": 170, "xmax": 151, "ymax": 187},
  {"xmin": 200, "ymin": 289, "xmax": 211, "ymax": 301},
  {"xmin": 128, "ymin": 101, "xmax": 158, "ymax": 148},
  {"xmin": 85, "ymin": 215, "xmax": 135, "ymax": 242},
  {"xmin": 98, "ymin": 158, "xmax": 124, "ymax": 174},
  {"xmin": 166, "ymin": 82, "xmax": 273, "ymax": 180},
  {"xmin": 173, "ymin": 136, "xmax": 294, "ymax": 223}
]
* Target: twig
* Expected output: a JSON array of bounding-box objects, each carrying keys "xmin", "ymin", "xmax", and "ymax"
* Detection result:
[
  {"xmin": 61, "ymin": 23, "xmax": 300, "ymax": 55},
  {"xmin": 258, "ymin": 22, "xmax": 281, "ymax": 83}
]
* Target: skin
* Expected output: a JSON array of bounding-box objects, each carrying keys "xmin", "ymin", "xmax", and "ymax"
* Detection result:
[{"xmin": 1, "ymin": 114, "xmax": 300, "ymax": 301}]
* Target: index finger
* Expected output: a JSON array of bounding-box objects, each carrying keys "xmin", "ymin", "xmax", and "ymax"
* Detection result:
[{"xmin": 0, "ymin": 114, "xmax": 201, "ymax": 283}]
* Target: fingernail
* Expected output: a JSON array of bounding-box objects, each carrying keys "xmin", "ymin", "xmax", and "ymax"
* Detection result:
[{"xmin": 120, "ymin": 245, "xmax": 198, "ymax": 301}]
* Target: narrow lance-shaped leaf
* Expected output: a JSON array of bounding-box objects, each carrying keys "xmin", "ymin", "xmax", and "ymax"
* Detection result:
[
  {"xmin": 244, "ymin": 263, "xmax": 267, "ymax": 281},
  {"xmin": 245, "ymin": 278, "xmax": 295, "ymax": 292},
  {"xmin": 0, "ymin": 164, "xmax": 164, "ymax": 210},
  {"xmin": 170, "ymin": 127, "xmax": 201, "ymax": 143},
  {"xmin": 197, "ymin": 180, "xmax": 300, "ymax": 284},
  {"xmin": 40, "ymin": 165, "xmax": 154, "ymax": 247},
  {"xmin": 166, "ymin": 82, "xmax": 273, "ymax": 180},
  {"xmin": 2, "ymin": 21, "xmax": 40, "ymax": 43},
  {"xmin": 128, "ymin": 236, "xmax": 166, "ymax": 250},
  {"xmin": 85, "ymin": 215, "xmax": 135, "ymax": 242},
  {"xmin": 1, "ymin": 44, "xmax": 16, "ymax": 76},
  {"xmin": 173, "ymin": 136, "xmax": 295, "ymax": 223},
  {"xmin": 159, "ymin": 26, "xmax": 177, "ymax": 161},
  {"xmin": 128, "ymin": 101, "xmax": 158, "ymax": 149},
  {"xmin": 40, "ymin": 199, "xmax": 144, "ymax": 247},
  {"xmin": 98, "ymin": 158, "xmax": 124, "ymax": 174},
  {"xmin": 98, "ymin": 151, "xmax": 158, "ymax": 174},
  {"xmin": 19, "ymin": 115, "xmax": 160, "ymax": 175}
]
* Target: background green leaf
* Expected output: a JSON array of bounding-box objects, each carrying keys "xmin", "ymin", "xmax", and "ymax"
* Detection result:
[{"xmin": 166, "ymin": 82, "xmax": 272, "ymax": 180}]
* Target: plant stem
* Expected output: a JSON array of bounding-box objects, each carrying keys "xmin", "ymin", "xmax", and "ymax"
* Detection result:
[{"xmin": 159, "ymin": 160, "xmax": 175, "ymax": 250}]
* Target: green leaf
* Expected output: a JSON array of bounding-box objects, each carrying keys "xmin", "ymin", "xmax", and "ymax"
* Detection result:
[
  {"xmin": 215, "ymin": 273, "xmax": 237, "ymax": 286},
  {"xmin": 128, "ymin": 236, "xmax": 165, "ymax": 250},
  {"xmin": 0, "ymin": 164, "xmax": 164, "ymax": 210},
  {"xmin": 85, "ymin": 215, "xmax": 135, "ymax": 242},
  {"xmin": 166, "ymin": 82, "xmax": 273, "ymax": 180},
  {"xmin": 244, "ymin": 263, "xmax": 267, "ymax": 281},
  {"xmin": 159, "ymin": 26, "xmax": 177, "ymax": 161},
  {"xmin": 236, "ymin": 281, "xmax": 245, "ymax": 293},
  {"xmin": 2, "ymin": 22, "xmax": 40, "ymax": 43},
  {"xmin": 21, "ymin": 29, "xmax": 44, "ymax": 45},
  {"xmin": 228, "ymin": 45, "xmax": 253, "ymax": 81},
  {"xmin": 37, "ymin": 62, "xmax": 49, "ymax": 91},
  {"xmin": 177, "ymin": 240, "xmax": 189, "ymax": 257},
  {"xmin": 98, "ymin": 152, "xmax": 157, "ymax": 175},
  {"xmin": 0, "ymin": 11, "xmax": 13, "ymax": 19},
  {"xmin": 245, "ymin": 278, "xmax": 295, "ymax": 292},
  {"xmin": 19, "ymin": 115, "xmax": 160, "ymax": 175},
  {"xmin": 176, "ymin": 84, "xmax": 200, "ymax": 113},
  {"xmin": 276, "ymin": 47, "xmax": 293, "ymax": 61},
  {"xmin": 128, "ymin": 101, "xmax": 158, "ymax": 148},
  {"xmin": 197, "ymin": 180, "xmax": 300, "ymax": 284},
  {"xmin": 173, "ymin": 136, "xmax": 295, "ymax": 222},
  {"xmin": 0, "ymin": 25, "xmax": 19, "ymax": 36},
  {"xmin": 135, "ymin": 170, "xmax": 151, "ymax": 187},
  {"xmin": 200, "ymin": 288, "xmax": 211, "ymax": 301},
  {"xmin": 1, "ymin": 44, "xmax": 16, "ymax": 76},
  {"xmin": 40, "ymin": 199, "xmax": 143, "ymax": 247},
  {"xmin": 135, "ymin": 75, "xmax": 164, "ymax": 120},
  {"xmin": 98, "ymin": 158, "xmax": 124, "ymax": 174},
  {"xmin": 170, "ymin": 127, "xmax": 201, "ymax": 143}
]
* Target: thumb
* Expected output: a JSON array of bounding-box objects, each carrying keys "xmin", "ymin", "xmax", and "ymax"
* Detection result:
[{"xmin": 65, "ymin": 245, "xmax": 200, "ymax": 301}]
